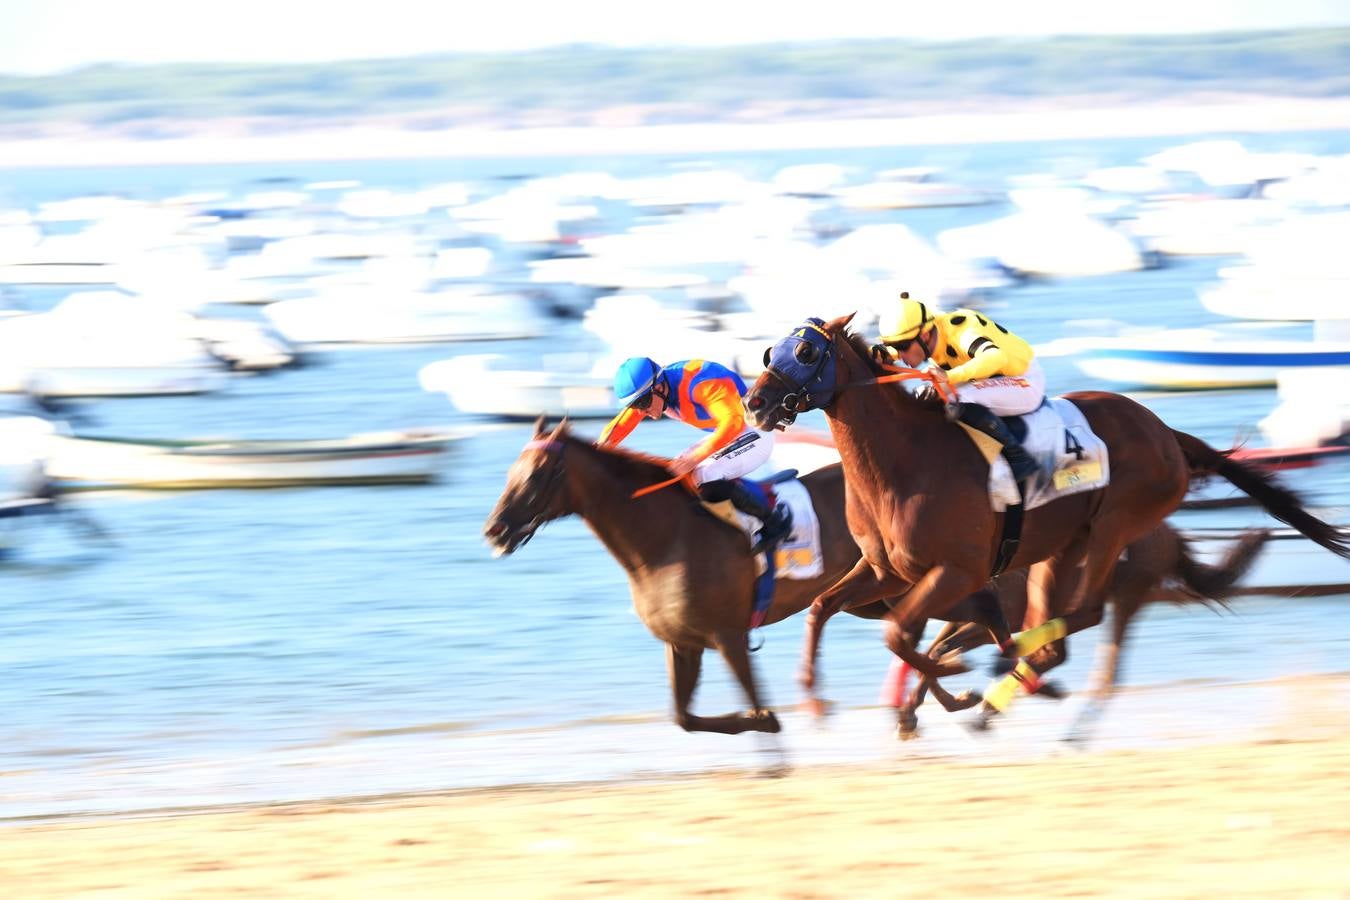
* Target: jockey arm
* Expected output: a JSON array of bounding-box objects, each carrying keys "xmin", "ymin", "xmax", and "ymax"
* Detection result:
[
  {"xmin": 681, "ymin": 378, "xmax": 746, "ymax": 465},
  {"xmin": 597, "ymin": 406, "xmax": 642, "ymax": 447}
]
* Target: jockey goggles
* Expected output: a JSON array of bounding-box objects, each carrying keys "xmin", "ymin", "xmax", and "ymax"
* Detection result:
[{"xmin": 628, "ymin": 382, "xmax": 666, "ymax": 411}]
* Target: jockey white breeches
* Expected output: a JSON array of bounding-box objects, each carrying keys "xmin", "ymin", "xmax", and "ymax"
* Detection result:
[
  {"xmin": 693, "ymin": 426, "xmax": 775, "ymax": 485},
  {"xmin": 953, "ymin": 359, "xmax": 1046, "ymax": 416}
]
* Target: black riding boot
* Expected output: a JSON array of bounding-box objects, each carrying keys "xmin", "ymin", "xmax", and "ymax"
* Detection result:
[
  {"xmin": 955, "ymin": 402, "xmax": 1038, "ymax": 484},
  {"xmin": 706, "ymin": 479, "xmax": 794, "ymax": 555}
]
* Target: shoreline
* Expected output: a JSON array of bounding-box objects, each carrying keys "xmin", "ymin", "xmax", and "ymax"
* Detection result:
[
  {"xmin": 2, "ymin": 96, "xmax": 1349, "ymax": 169},
  {"xmin": 3, "ymin": 731, "xmax": 1348, "ymax": 896}
]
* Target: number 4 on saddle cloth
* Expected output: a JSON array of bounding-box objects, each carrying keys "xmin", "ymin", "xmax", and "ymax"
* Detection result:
[
  {"xmin": 964, "ymin": 397, "xmax": 1111, "ymax": 512},
  {"xmin": 700, "ymin": 472, "xmax": 824, "ymax": 631}
]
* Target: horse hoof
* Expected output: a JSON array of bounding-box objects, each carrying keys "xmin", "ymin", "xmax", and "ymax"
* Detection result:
[
  {"xmin": 989, "ymin": 656, "xmax": 1016, "ymax": 676},
  {"xmin": 759, "ymin": 712, "xmax": 782, "ymax": 734},
  {"xmin": 799, "ymin": 697, "xmax": 830, "ymax": 718},
  {"xmin": 1034, "ymin": 679, "xmax": 1069, "ymax": 700},
  {"xmin": 953, "ymin": 690, "xmax": 982, "ymax": 711},
  {"xmin": 965, "ymin": 713, "xmax": 997, "ymax": 735},
  {"xmin": 897, "ymin": 724, "xmax": 920, "ymax": 741}
]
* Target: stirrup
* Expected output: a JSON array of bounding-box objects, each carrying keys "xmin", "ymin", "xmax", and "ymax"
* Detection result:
[
  {"xmin": 1004, "ymin": 449, "xmax": 1037, "ymax": 483},
  {"xmin": 750, "ymin": 507, "xmax": 792, "ymax": 555}
]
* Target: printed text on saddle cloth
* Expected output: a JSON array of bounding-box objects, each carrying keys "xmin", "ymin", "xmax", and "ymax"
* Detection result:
[{"xmin": 981, "ymin": 398, "xmax": 1110, "ymax": 512}]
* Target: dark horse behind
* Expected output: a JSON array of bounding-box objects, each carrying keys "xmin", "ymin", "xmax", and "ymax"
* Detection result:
[{"xmin": 483, "ymin": 416, "xmax": 891, "ymax": 745}]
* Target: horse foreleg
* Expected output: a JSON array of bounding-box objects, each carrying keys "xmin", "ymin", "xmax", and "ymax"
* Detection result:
[
  {"xmin": 715, "ymin": 631, "xmax": 782, "ymax": 736},
  {"xmin": 666, "ymin": 643, "xmax": 711, "ymax": 733},
  {"xmin": 800, "ymin": 557, "xmax": 908, "ymax": 716}
]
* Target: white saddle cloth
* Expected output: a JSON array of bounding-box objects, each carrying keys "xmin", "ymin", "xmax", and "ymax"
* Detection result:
[
  {"xmin": 989, "ymin": 397, "xmax": 1110, "ymax": 512},
  {"xmin": 720, "ymin": 478, "xmax": 825, "ymax": 579}
]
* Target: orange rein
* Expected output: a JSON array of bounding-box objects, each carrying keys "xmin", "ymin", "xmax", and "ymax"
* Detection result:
[
  {"xmin": 631, "ymin": 470, "xmax": 696, "ymax": 499},
  {"xmin": 868, "ymin": 362, "xmax": 958, "ymax": 405}
]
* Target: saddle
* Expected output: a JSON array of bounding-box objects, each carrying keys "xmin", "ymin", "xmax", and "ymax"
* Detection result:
[
  {"xmin": 959, "ymin": 398, "xmax": 1110, "ymax": 513},
  {"xmin": 700, "ymin": 470, "xmax": 825, "ymax": 579}
]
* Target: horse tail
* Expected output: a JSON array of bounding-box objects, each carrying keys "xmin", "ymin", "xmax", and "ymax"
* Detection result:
[
  {"xmin": 1172, "ymin": 429, "xmax": 1350, "ymax": 560},
  {"xmin": 1174, "ymin": 529, "xmax": 1270, "ymax": 605}
]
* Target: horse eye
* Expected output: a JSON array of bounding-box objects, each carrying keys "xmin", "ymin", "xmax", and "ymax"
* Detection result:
[
  {"xmin": 762, "ymin": 346, "xmax": 772, "ymax": 367},
  {"xmin": 794, "ymin": 342, "xmax": 818, "ymax": 364}
]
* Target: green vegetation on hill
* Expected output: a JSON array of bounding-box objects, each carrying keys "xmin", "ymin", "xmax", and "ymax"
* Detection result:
[{"xmin": 2, "ymin": 29, "xmax": 1348, "ymax": 131}]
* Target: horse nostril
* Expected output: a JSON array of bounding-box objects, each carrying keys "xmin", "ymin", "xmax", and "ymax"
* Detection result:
[
  {"xmin": 747, "ymin": 395, "xmax": 763, "ymax": 411},
  {"xmin": 485, "ymin": 522, "xmax": 505, "ymax": 539}
]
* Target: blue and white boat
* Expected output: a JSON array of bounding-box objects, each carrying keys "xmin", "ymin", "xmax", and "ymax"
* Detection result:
[{"xmin": 1060, "ymin": 327, "xmax": 1350, "ymax": 390}]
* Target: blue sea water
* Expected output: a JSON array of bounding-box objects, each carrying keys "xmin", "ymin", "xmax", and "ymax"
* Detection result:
[{"xmin": 0, "ymin": 130, "xmax": 1348, "ymax": 819}]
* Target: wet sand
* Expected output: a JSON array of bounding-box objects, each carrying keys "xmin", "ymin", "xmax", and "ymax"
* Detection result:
[{"xmin": 5, "ymin": 691, "xmax": 1349, "ymax": 899}]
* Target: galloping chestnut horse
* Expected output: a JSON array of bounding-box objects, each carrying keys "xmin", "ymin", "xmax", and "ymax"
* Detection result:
[
  {"xmin": 887, "ymin": 523, "xmax": 1270, "ymax": 741},
  {"xmin": 483, "ymin": 416, "xmax": 891, "ymax": 737},
  {"xmin": 745, "ymin": 313, "xmax": 1350, "ymax": 724}
]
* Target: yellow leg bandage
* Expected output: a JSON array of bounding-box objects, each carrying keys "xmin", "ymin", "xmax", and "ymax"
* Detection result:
[
  {"xmin": 1012, "ymin": 617, "xmax": 1067, "ymax": 658},
  {"xmin": 982, "ymin": 660, "xmax": 1039, "ymax": 712}
]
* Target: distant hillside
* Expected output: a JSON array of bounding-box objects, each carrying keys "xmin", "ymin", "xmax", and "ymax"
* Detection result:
[{"xmin": 2, "ymin": 29, "xmax": 1349, "ymax": 137}]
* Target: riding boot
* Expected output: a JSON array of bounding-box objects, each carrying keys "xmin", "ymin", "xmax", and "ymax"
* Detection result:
[
  {"xmin": 955, "ymin": 402, "xmax": 1038, "ymax": 484},
  {"xmin": 710, "ymin": 479, "xmax": 794, "ymax": 555}
]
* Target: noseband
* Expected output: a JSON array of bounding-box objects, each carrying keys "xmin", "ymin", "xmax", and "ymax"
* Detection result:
[{"xmin": 511, "ymin": 438, "xmax": 568, "ymax": 547}]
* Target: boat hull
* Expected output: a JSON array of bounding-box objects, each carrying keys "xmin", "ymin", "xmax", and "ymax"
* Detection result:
[{"xmin": 46, "ymin": 431, "xmax": 456, "ymax": 490}]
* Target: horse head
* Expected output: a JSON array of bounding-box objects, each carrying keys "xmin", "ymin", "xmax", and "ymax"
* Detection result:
[
  {"xmin": 484, "ymin": 415, "xmax": 572, "ymax": 556},
  {"xmin": 746, "ymin": 312, "xmax": 855, "ymax": 431}
]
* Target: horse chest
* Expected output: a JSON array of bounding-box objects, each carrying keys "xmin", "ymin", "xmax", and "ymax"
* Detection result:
[{"xmin": 628, "ymin": 573, "xmax": 706, "ymax": 644}]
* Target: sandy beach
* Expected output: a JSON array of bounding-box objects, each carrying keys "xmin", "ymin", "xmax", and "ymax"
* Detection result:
[
  {"xmin": 5, "ymin": 720, "xmax": 1349, "ymax": 898},
  {"xmin": 2, "ymin": 95, "xmax": 1349, "ymax": 168}
]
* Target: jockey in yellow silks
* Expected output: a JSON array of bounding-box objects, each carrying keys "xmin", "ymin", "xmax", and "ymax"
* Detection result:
[
  {"xmin": 600, "ymin": 356, "xmax": 791, "ymax": 554},
  {"xmin": 874, "ymin": 292, "xmax": 1044, "ymax": 485}
]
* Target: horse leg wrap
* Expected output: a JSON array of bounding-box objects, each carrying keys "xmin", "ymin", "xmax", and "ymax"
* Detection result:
[
  {"xmin": 1012, "ymin": 617, "xmax": 1067, "ymax": 658},
  {"xmin": 982, "ymin": 660, "xmax": 1040, "ymax": 712}
]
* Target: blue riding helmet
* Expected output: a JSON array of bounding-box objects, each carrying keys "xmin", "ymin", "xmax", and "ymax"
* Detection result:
[{"xmin": 613, "ymin": 356, "xmax": 662, "ymax": 407}]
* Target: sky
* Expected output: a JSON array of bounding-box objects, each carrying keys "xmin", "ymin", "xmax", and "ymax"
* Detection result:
[{"xmin": 3, "ymin": 0, "xmax": 1349, "ymax": 75}]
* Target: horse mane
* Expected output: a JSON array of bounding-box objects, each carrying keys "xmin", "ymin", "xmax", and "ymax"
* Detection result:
[
  {"xmin": 559, "ymin": 426, "xmax": 686, "ymax": 486},
  {"xmin": 838, "ymin": 328, "xmax": 946, "ymax": 415}
]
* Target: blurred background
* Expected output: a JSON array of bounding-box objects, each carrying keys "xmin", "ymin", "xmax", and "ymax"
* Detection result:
[{"xmin": 0, "ymin": 1, "xmax": 1348, "ymax": 818}]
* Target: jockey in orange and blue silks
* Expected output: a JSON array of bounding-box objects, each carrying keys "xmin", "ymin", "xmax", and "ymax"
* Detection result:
[{"xmin": 599, "ymin": 356, "xmax": 792, "ymax": 554}]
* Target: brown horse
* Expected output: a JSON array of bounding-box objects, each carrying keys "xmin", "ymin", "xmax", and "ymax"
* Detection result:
[
  {"xmin": 888, "ymin": 522, "xmax": 1270, "ymax": 741},
  {"xmin": 483, "ymin": 416, "xmax": 893, "ymax": 740},
  {"xmin": 745, "ymin": 313, "xmax": 1350, "ymax": 727}
]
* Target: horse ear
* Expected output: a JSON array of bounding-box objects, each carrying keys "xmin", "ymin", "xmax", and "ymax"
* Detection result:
[
  {"xmin": 825, "ymin": 311, "xmax": 857, "ymax": 332},
  {"xmin": 534, "ymin": 414, "xmax": 550, "ymax": 436},
  {"xmin": 552, "ymin": 415, "xmax": 571, "ymax": 437}
]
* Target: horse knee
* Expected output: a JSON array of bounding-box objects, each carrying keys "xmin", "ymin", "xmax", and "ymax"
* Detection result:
[{"xmin": 673, "ymin": 711, "xmax": 699, "ymax": 732}]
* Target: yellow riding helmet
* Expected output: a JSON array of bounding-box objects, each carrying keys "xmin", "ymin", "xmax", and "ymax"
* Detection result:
[{"xmin": 877, "ymin": 292, "xmax": 935, "ymax": 343}]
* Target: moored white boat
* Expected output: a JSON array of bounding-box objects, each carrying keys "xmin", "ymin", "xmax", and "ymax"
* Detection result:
[
  {"xmin": 419, "ymin": 353, "xmax": 617, "ymax": 420},
  {"xmin": 46, "ymin": 429, "xmax": 458, "ymax": 490},
  {"xmin": 1065, "ymin": 328, "xmax": 1350, "ymax": 389},
  {"xmin": 263, "ymin": 288, "xmax": 548, "ymax": 344}
]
